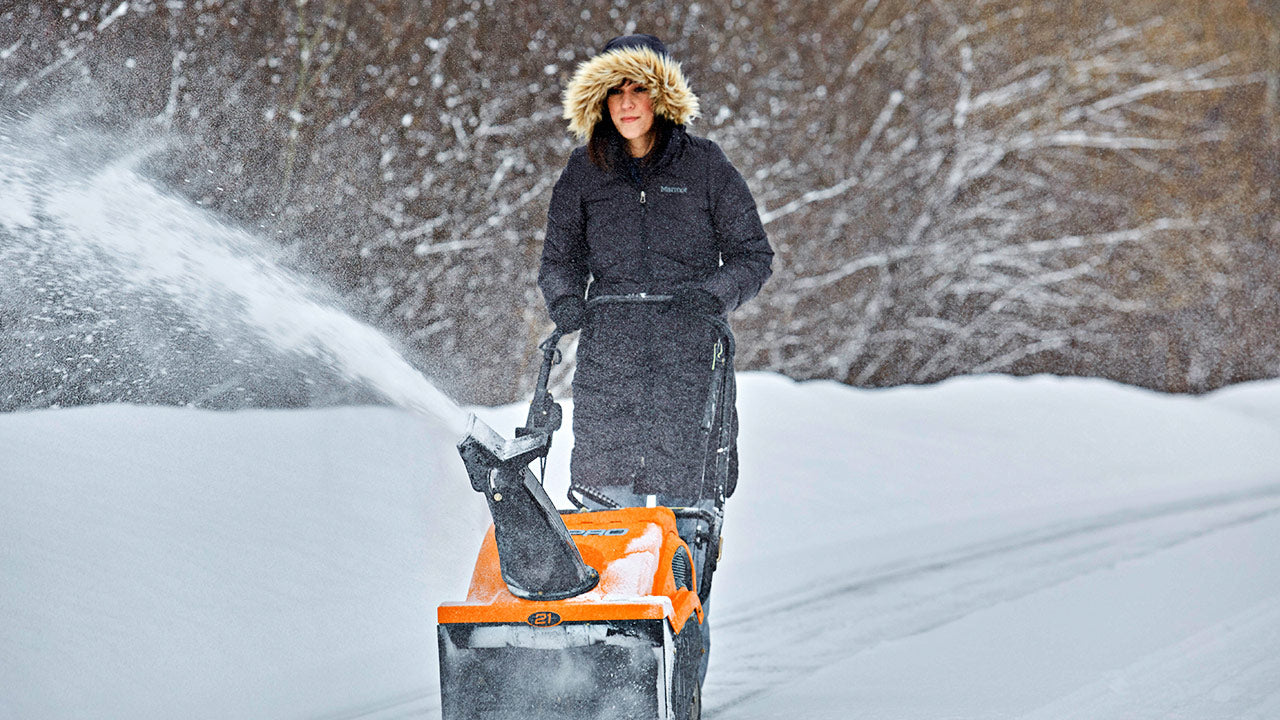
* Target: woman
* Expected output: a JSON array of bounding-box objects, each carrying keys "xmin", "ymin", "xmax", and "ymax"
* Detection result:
[{"xmin": 539, "ymin": 33, "xmax": 772, "ymax": 509}]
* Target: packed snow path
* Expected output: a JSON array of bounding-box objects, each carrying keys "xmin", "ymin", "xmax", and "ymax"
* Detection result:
[
  {"xmin": 705, "ymin": 485, "xmax": 1280, "ymax": 718},
  {"xmin": 3, "ymin": 373, "xmax": 1280, "ymax": 719}
]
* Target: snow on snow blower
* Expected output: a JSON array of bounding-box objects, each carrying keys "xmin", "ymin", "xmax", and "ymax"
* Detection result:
[{"xmin": 437, "ymin": 295, "xmax": 734, "ymax": 720}]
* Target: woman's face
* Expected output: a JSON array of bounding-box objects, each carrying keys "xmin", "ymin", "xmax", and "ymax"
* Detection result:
[{"xmin": 607, "ymin": 80, "xmax": 655, "ymax": 154}]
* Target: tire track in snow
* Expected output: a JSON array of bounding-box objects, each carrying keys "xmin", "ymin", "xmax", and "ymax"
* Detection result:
[{"xmin": 703, "ymin": 482, "xmax": 1280, "ymax": 716}]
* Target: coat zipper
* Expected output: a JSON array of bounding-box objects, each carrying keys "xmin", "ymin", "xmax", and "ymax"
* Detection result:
[{"xmin": 637, "ymin": 183, "xmax": 652, "ymax": 275}]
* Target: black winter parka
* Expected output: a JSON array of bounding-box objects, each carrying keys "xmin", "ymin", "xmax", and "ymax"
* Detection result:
[
  {"xmin": 538, "ymin": 127, "xmax": 773, "ymax": 499},
  {"xmin": 539, "ymin": 127, "xmax": 773, "ymax": 312}
]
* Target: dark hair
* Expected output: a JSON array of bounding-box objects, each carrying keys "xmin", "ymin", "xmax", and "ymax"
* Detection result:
[{"xmin": 587, "ymin": 113, "xmax": 675, "ymax": 172}]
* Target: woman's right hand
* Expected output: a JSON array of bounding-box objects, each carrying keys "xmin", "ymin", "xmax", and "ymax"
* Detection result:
[{"xmin": 549, "ymin": 296, "xmax": 587, "ymax": 333}]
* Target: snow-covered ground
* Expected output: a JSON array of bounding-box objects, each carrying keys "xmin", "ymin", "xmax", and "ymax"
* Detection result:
[{"xmin": 3, "ymin": 372, "xmax": 1280, "ymax": 719}]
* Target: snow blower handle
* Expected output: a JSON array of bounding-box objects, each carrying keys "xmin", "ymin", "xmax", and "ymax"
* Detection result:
[
  {"xmin": 563, "ymin": 295, "xmax": 736, "ymax": 517},
  {"xmin": 523, "ymin": 294, "xmax": 731, "ymax": 440},
  {"xmin": 586, "ymin": 293, "xmax": 735, "ymax": 356}
]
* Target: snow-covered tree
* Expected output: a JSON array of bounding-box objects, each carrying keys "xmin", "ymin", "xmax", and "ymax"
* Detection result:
[
  {"xmin": 711, "ymin": 0, "xmax": 1275, "ymax": 392},
  {"xmin": 2, "ymin": 0, "xmax": 1276, "ymax": 407}
]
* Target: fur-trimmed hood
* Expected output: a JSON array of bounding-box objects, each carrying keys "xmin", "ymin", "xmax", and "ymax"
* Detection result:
[{"xmin": 562, "ymin": 45, "xmax": 700, "ymax": 142}]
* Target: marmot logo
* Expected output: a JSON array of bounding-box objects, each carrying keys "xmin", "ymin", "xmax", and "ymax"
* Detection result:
[{"xmin": 660, "ymin": 186, "xmax": 688, "ymax": 194}]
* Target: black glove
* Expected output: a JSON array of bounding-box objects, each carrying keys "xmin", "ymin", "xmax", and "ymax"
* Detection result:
[
  {"xmin": 667, "ymin": 288, "xmax": 723, "ymax": 316},
  {"xmin": 549, "ymin": 296, "xmax": 587, "ymax": 333}
]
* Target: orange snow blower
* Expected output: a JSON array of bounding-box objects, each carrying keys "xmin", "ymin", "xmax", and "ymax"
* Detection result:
[{"xmin": 437, "ymin": 295, "xmax": 734, "ymax": 720}]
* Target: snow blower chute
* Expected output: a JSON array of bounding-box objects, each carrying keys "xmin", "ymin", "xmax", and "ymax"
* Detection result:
[{"xmin": 437, "ymin": 295, "xmax": 734, "ymax": 720}]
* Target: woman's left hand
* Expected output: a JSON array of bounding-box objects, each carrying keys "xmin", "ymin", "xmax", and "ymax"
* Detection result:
[{"xmin": 667, "ymin": 288, "xmax": 723, "ymax": 316}]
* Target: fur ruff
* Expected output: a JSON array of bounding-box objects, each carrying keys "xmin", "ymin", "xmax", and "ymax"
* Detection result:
[{"xmin": 562, "ymin": 46, "xmax": 700, "ymax": 142}]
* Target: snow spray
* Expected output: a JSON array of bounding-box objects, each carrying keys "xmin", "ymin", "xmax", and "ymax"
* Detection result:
[{"xmin": 0, "ymin": 108, "xmax": 469, "ymax": 433}]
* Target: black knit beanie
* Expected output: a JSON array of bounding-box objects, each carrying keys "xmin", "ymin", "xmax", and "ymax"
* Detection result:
[{"xmin": 601, "ymin": 33, "xmax": 669, "ymax": 57}]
